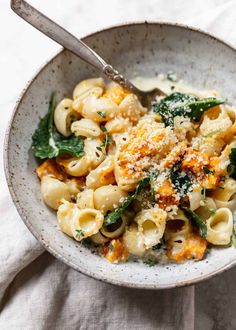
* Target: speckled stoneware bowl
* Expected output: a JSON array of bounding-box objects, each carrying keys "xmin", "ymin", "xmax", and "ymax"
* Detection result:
[{"xmin": 5, "ymin": 22, "xmax": 236, "ymax": 289}]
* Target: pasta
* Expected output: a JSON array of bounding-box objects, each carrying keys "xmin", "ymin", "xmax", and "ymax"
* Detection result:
[
  {"xmin": 86, "ymin": 156, "xmax": 115, "ymax": 189},
  {"xmin": 41, "ymin": 176, "xmax": 71, "ymax": 210},
  {"xmin": 57, "ymin": 155, "xmax": 91, "ymax": 177},
  {"xmin": 211, "ymin": 178, "xmax": 236, "ymax": 210},
  {"xmin": 206, "ymin": 208, "xmax": 233, "ymax": 245},
  {"xmin": 77, "ymin": 189, "xmax": 94, "ymax": 209},
  {"xmin": 93, "ymin": 185, "xmax": 127, "ymax": 213},
  {"xmin": 71, "ymin": 208, "xmax": 104, "ymax": 240},
  {"xmin": 54, "ymin": 98, "xmax": 79, "ymax": 137},
  {"xmin": 71, "ymin": 118, "xmax": 102, "ymax": 138},
  {"xmin": 123, "ymin": 224, "xmax": 146, "ymax": 257},
  {"xmin": 134, "ymin": 208, "xmax": 167, "ymax": 249},
  {"xmin": 33, "ymin": 74, "xmax": 236, "ymax": 265}
]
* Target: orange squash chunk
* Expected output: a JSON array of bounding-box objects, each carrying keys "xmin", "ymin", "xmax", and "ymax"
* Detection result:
[
  {"xmin": 182, "ymin": 148, "xmax": 209, "ymax": 174},
  {"xmin": 36, "ymin": 159, "xmax": 65, "ymax": 181},
  {"xmin": 156, "ymin": 180, "xmax": 179, "ymax": 209},
  {"xmin": 167, "ymin": 233, "xmax": 207, "ymax": 263},
  {"xmin": 103, "ymin": 85, "xmax": 129, "ymax": 105},
  {"xmin": 101, "ymin": 238, "xmax": 128, "ymax": 263}
]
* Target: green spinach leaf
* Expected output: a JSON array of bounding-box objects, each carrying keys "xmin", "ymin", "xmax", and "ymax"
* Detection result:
[
  {"xmin": 152, "ymin": 92, "xmax": 224, "ymax": 126},
  {"xmin": 143, "ymin": 258, "xmax": 158, "ymax": 267},
  {"xmin": 32, "ymin": 93, "xmax": 84, "ymax": 159},
  {"xmin": 104, "ymin": 177, "xmax": 150, "ymax": 226},
  {"xmin": 181, "ymin": 207, "xmax": 207, "ymax": 238},
  {"xmin": 228, "ymin": 148, "xmax": 236, "ymax": 180},
  {"xmin": 170, "ymin": 165, "xmax": 192, "ymax": 196}
]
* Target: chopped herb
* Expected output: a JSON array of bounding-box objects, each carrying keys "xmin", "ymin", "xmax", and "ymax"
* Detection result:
[
  {"xmin": 101, "ymin": 134, "xmax": 113, "ymax": 149},
  {"xmin": 228, "ymin": 148, "xmax": 236, "ymax": 179},
  {"xmin": 152, "ymin": 239, "xmax": 164, "ymax": 250},
  {"xmin": 104, "ymin": 177, "xmax": 151, "ymax": 226},
  {"xmin": 143, "ymin": 259, "xmax": 158, "ymax": 267},
  {"xmin": 75, "ymin": 229, "xmax": 84, "ymax": 239},
  {"xmin": 203, "ymin": 166, "xmax": 215, "ymax": 175},
  {"xmin": 209, "ymin": 208, "xmax": 216, "ymax": 216},
  {"xmin": 32, "ymin": 93, "xmax": 84, "ymax": 159},
  {"xmin": 96, "ymin": 146, "xmax": 103, "ymax": 152},
  {"xmin": 218, "ymin": 186, "xmax": 225, "ymax": 190},
  {"xmin": 149, "ymin": 172, "xmax": 159, "ymax": 204},
  {"xmin": 152, "ymin": 92, "xmax": 224, "ymax": 126},
  {"xmin": 97, "ymin": 111, "xmax": 106, "ymax": 118},
  {"xmin": 109, "ymin": 244, "xmax": 114, "ymax": 252},
  {"xmin": 170, "ymin": 165, "xmax": 192, "ymax": 195},
  {"xmin": 100, "ymin": 125, "xmax": 107, "ymax": 132},
  {"xmin": 181, "ymin": 207, "xmax": 207, "ymax": 238}
]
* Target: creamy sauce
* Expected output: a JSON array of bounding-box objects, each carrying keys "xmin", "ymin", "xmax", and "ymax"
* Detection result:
[{"xmin": 131, "ymin": 74, "xmax": 220, "ymax": 100}]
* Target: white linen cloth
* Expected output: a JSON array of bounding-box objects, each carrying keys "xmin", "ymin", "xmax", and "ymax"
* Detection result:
[{"xmin": 1, "ymin": 0, "xmax": 236, "ymax": 329}]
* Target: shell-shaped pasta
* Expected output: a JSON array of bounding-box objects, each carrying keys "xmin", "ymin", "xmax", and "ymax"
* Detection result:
[
  {"xmin": 119, "ymin": 94, "xmax": 147, "ymax": 123},
  {"xmin": 164, "ymin": 210, "xmax": 191, "ymax": 241},
  {"xmin": 222, "ymin": 105, "xmax": 236, "ymax": 141},
  {"xmin": 215, "ymin": 196, "xmax": 236, "ymax": 210},
  {"xmin": 86, "ymin": 156, "xmax": 115, "ymax": 189},
  {"xmin": 173, "ymin": 116, "xmax": 196, "ymax": 142},
  {"xmin": 73, "ymin": 78, "xmax": 105, "ymax": 100},
  {"xmin": 84, "ymin": 138, "xmax": 105, "ymax": 169},
  {"xmin": 167, "ymin": 234, "xmax": 186, "ymax": 256},
  {"xmin": 212, "ymin": 178, "xmax": 236, "ymax": 210},
  {"xmin": 105, "ymin": 117, "xmax": 131, "ymax": 134},
  {"xmin": 54, "ymin": 98, "xmax": 79, "ymax": 137},
  {"xmin": 198, "ymin": 136, "xmax": 225, "ymax": 157},
  {"xmin": 195, "ymin": 197, "xmax": 216, "ymax": 221},
  {"xmin": 134, "ymin": 208, "xmax": 167, "ymax": 249},
  {"xmin": 41, "ymin": 176, "xmax": 70, "ymax": 210},
  {"xmin": 71, "ymin": 208, "xmax": 104, "ymax": 240},
  {"xmin": 200, "ymin": 109, "xmax": 232, "ymax": 139},
  {"xmin": 93, "ymin": 185, "xmax": 127, "ymax": 213},
  {"xmin": 101, "ymin": 216, "xmax": 127, "ymax": 239},
  {"xmin": 114, "ymin": 160, "xmax": 138, "ymax": 192},
  {"xmin": 77, "ymin": 189, "xmax": 94, "ymax": 209},
  {"xmin": 90, "ymin": 232, "xmax": 109, "ymax": 244},
  {"xmin": 206, "ymin": 208, "xmax": 233, "ymax": 245},
  {"xmin": 218, "ymin": 139, "xmax": 236, "ymax": 173},
  {"xmin": 188, "ymin": 188, "xmax": 203, "ymax": 211},
  {"xmin": 82, "ymin": 95, "xmax": 120, "ymax": 122},
  {"xmin": 57, "ymin": 201, "xmax": 78, "ymax": 237},
  {"xmin": 139, "ymin": 112, "xmax": 163, "ymax": 124},
  {"xmin": 212, "ymin": 178, "xmax": 236, "ymax": 201},
  {"xmin": 65, "ymin": 178, "xmax": 85, "ymax": 196},
  {"xmin": 103, "ymin": 82, "xmax": 129, "ymax": 105},
  {"xmin": 71, "ymin": 118, "xmax": 101, "ymax": 138},
  {"xmin": 123, "ymin": 224, "xmax": 146, "ymax": 257},
  {"xmin": 57, "ymin": 155, "xmax": 90, "ymax": 177},
  {"xmin": 72, "ymin": 87, "xmax": 104, "ymax": 113}
]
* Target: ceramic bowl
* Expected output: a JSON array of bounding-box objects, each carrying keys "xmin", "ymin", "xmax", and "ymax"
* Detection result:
[{"xmin": 4, "ymin": 22, "xmax": 236, "ymax": 289}]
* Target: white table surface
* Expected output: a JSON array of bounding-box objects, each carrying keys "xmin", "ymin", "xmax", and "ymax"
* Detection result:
[{"xmin": 2, "ymin": 0, "xmax": 236, "ymax": 329}]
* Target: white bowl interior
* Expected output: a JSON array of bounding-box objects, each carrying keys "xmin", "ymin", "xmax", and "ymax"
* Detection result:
[{"xmin": 5, "ymin": 23, "xmax": 236, "ymax": 288}]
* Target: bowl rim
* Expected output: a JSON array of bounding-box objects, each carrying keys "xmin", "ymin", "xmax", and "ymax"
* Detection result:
[{"xmin": 4, "ymin": 21, "xmax": 236, "ymax": 289}]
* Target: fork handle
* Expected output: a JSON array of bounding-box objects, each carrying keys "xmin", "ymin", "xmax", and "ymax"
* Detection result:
[{"xmin": 11, "ymin": 0, "xmax": 140, "ymax": 94}]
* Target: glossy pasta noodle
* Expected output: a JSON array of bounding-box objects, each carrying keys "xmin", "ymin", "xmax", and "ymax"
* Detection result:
[{"xmin": 32, "ymin": 74, "xmax": 236, "ymax": 264}]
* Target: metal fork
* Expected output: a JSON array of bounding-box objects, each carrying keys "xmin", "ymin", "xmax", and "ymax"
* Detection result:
[{"xmin": 11, "ymin": 0, "xmax": 165, "ymax": 106}]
